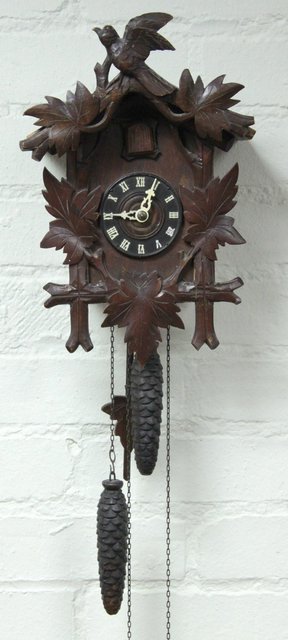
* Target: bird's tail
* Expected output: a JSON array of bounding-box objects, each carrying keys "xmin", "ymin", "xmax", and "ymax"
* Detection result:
[{"xmin": 137, "ymin": 63, "xmax": 175, "ymax": 97}]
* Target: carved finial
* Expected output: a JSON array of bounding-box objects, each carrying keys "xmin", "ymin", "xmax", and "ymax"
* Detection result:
[{"xmin": 93, "ymin": 12, "xmax": 175, "ymax": 95}]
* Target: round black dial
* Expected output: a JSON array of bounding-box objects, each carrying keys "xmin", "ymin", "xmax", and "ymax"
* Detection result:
[{"xmin": 100, "ymin": 173, "xmax": 182, "ymax": 257}]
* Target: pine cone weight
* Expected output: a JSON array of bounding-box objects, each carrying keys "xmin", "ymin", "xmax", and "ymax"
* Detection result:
[
  {"xmin": 97, "ymin": 479, "xmax": 128, "ymax": 614},
  {"xmin": 131, "ymin": 352, "xmax": 163, "ymax": 475}
]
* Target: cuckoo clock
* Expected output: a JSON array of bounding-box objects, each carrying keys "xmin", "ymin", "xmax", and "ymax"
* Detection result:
[{"xmin": 20, "ymin": 11, "xmax": 255, "ymax": 634}]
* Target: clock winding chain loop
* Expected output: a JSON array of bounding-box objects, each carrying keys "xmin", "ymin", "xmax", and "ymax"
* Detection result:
[
  {"xmin": 126, "ymin": 349, "xmax": 132, "ymax": 640},
  {"xmin": 127, "ymin": 471, "xmax": 132, "ymax": 640},
  {"xmin": 109, "ymin": 326, "xmax": 116, "ymax": 480},
  {"xmin": 166, "ymin": 327, "xmax": 171, "ymax": 640}
]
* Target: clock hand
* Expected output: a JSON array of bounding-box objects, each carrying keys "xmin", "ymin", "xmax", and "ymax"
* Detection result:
[
  {"xmin": 105, "ymin": 210, "xmax": 139, "ymax": 220},
  {"xmin": 139, "ymin": 184, "xmax": 157, "ymax": 213},
  {"xmin": 104, "ymin": 208, "xmax": 149, "ymax": 223}
]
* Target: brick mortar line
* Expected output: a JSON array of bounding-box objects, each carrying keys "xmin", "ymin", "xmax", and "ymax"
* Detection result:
[{"xmin": 0, "ymin": 579, "xmax": 288, "ymax": 595}]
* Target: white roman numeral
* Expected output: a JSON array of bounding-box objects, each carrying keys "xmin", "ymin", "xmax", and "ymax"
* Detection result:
[
  {"xmin": 155, "ymin": 239, "xmax": 162, "ymax": 249},
  {"xmin": 120, "ymin": 238, "xmax": 131, "ymax": 252},
  {"xmin": 151, "ymin": 178, "xmax": 160, "ymax": 191},
  {"xmin": 169, "ymin": 211, "xmax": 179, "ymax": 219},
  {"xmin": 165, "ymin": 194, "xmax": 174, "ymax": 203},
  {"xmin": 107, "ymin": 226, "xmax": 119, "ymax": 240},
  {"xmin": 136, "ymin": 176, "xmax": 145, "ymax": 187},
  {"xmin": 119, "ymin": 181, "xmax": 129, "ymax": 193},
  {"xmin": 103, "ymin": 212, "xmax": 113, "ymax": 220},
  {"xmin": 165, "ymin": 226, "xmax": 175, "ymax": 237},
  {"xmin": 138, "ymin": 244, "xmax": 145, "ymax": 255},
  {"xmin": 107, "ymin": 194, "xmax": 118, "ymax": 202}
]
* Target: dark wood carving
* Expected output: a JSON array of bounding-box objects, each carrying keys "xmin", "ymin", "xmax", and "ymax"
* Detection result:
[
  {"xmin": 94, "ymin": 13, "xmax": 175, "ymax": 95},
  {"xmin": 20, "ymin": 11, "xmax": 255, "ymax": 369},
  {"xmin": 20, "ymin": 11, "xmax": 255, "ymax": 620},
  {"xmin": 97, "ymin": 479, "xmax": 128, "ymax": 615},
  {"xmin": 102, "ymin": 396, "xmax": 131, "ymax": 480},
  {"xmin": 102, "ymin": 272, "xmax": 184, "ymax": 364},
  {"xmin": 123, "ymin": 119, "xmax": 159, "ymax": 159},
  {"xmin": 130, "ymin": 352, "xmax": 163, "ymax": 475}
]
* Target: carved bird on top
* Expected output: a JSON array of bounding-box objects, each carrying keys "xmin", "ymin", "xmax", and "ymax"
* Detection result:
[{"xmin": 93, "ymin": 12, "xmax": 176, "ymax": 96}]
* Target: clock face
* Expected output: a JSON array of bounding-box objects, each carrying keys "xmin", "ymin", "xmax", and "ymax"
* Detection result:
[{"xmin": 100, "ymin": 173, "xmax": 182, "ymax": 257}]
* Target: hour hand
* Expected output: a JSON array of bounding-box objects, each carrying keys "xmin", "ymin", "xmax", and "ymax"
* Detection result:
[{"xmin": 105, "ymin": 210, "xmax": 138, "ymax": 220}]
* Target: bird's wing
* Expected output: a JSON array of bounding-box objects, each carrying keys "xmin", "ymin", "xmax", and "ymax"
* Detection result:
[
  {"xmin": 122, "ymin": 27, "xmax": 174, "ymax": 63},
  {"xmin": 124, "ymin": 12, "xmax": 173, "ymax": 34}
]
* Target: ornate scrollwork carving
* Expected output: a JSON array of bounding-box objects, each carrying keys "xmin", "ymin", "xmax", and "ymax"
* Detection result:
[
  {"xmin": 20, "ymin": 11, "xmax": 255, "ymax": 365},
  {"xmin": 20, "ymin": 13, "xmax": 254, "ymax": 160}
]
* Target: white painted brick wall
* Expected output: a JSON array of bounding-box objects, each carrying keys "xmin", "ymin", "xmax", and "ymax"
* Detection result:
[{"xmin": 1, "ymin": 0, "xmax": 288, "ymax": 638}]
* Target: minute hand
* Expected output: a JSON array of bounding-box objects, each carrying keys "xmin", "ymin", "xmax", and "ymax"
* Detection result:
[{"xmin": 139, "ymin": 186, "xmax": 156, "ymax": 212}]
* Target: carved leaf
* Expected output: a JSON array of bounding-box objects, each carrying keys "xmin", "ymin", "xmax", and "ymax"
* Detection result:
[
  {"xmin": 180, "ymin": 164, "xmax": 245, "ymax": 260},
  {"xmin": 41, "ymin": 168, "xmax": 102, "ymax": 264},
  {"xmin": 175, "ymin": 70, "xmax": 253, "ymax": 141},
  {"xmin": 102, "ymin": 272, "xmax": 184, "ymax": 364},
  {"xmin": 24, "ymin": 82, "xmax": 100, "ymax": 156}
]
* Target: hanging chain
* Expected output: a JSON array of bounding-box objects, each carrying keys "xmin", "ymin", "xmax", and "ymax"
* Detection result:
[
  {"xmin": 127, "ymin": 476, "xmax": 132, "ymax": 640},
  {"xmin": 126, "ymin": 349, "xmax": 132, "ymax": 640},
  {"xmin": 166, "ymin": 328, "xmax": 171, "ymax": 640},
  {"xmin": 108, "ymin": 327, "xmax": 116, "ymax": 480}
]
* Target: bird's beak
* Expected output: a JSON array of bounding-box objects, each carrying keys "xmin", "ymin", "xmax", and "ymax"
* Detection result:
[{"xmin": 93, "ymin": 27, "xmax": 101, "ymax": 35}]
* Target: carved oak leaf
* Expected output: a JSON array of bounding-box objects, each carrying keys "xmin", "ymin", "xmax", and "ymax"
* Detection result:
[
  {"xmin": 180, "ymin": 164, "xmax": 245, "ymax": 261},
  {"xmin": 175, "ymin": 70, "xmax": 254, "ymax": 142},
  {"xmin": 24, "ymin": 82, "xmax": 100, "ymax": 156},
  {"xmin": 102, "ymin": 272, "xmax": 184, "ymax": 364},
  {"xmin": 41, "ymin": 168, "xmax": 102, "ymax": 265}
]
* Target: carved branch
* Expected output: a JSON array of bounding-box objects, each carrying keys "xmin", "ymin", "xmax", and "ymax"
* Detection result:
[
  {"xmin": 78, "ymin": 100, "xmax": 119, "ymax": 133},
  {"xmin": 152, "ymin": 97, "xmax": 195, "ymax": 123},
  {"xmin": 67, "ymin": 299, "xmax": 93, "ymax": 352},
  {"xmin": 44, "ymin": 256, "xmax": 107, "ymax": 352},
  {"xmin": 193, "ymin": 299, "xmax": 219, "ymax": 350},
  {"xmin": 85, "ymin": 248, "xmax": 118, "ymax": 292},
  {"xmin": 20, "ymin": 60, "xmax": 255, "ymax": 161},
  {"xmin": 177, "ymin": 274, "xmax": 243, "ymax": 349},
  {"xmin": 94, "ymin": 56, "xmax": 112, "ymax": 89}
]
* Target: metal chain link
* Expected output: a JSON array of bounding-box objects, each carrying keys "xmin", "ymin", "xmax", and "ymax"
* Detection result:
[
  {"xmin": 166, "ymin": 328, "xmax": 171, "ymax": 640},
  {"xmin": 127, "ymin": 476, "xmax": 132, "ymax": 640},
  {"xmin": 126, "ymin": 350, "xmax": 132, "ymax": 640},
  {"xmin": 108, "ymin": 327, "xmax": 116, "ymax": 480}
]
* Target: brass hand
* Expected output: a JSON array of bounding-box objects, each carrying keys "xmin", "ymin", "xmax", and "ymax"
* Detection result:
[
  {"xmin": 106, "ymin": 208, "xmax": 149, "ymax": 224},
  {"xmin": 139, "ymin": 185, "xmax": 156, "ymax": 214},
  {"xmin": 106, "ymin": 210, "xmax": 139, "ymax": 221},
  {"xmin": 105, "ymin": 182, "xmax": 159, "ymax": 223}
]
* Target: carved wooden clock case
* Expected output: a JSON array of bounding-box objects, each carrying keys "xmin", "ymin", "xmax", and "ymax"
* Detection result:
[{"xmin": 20, "ymin": 11, "xmax": 255, "ymax": 628}]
